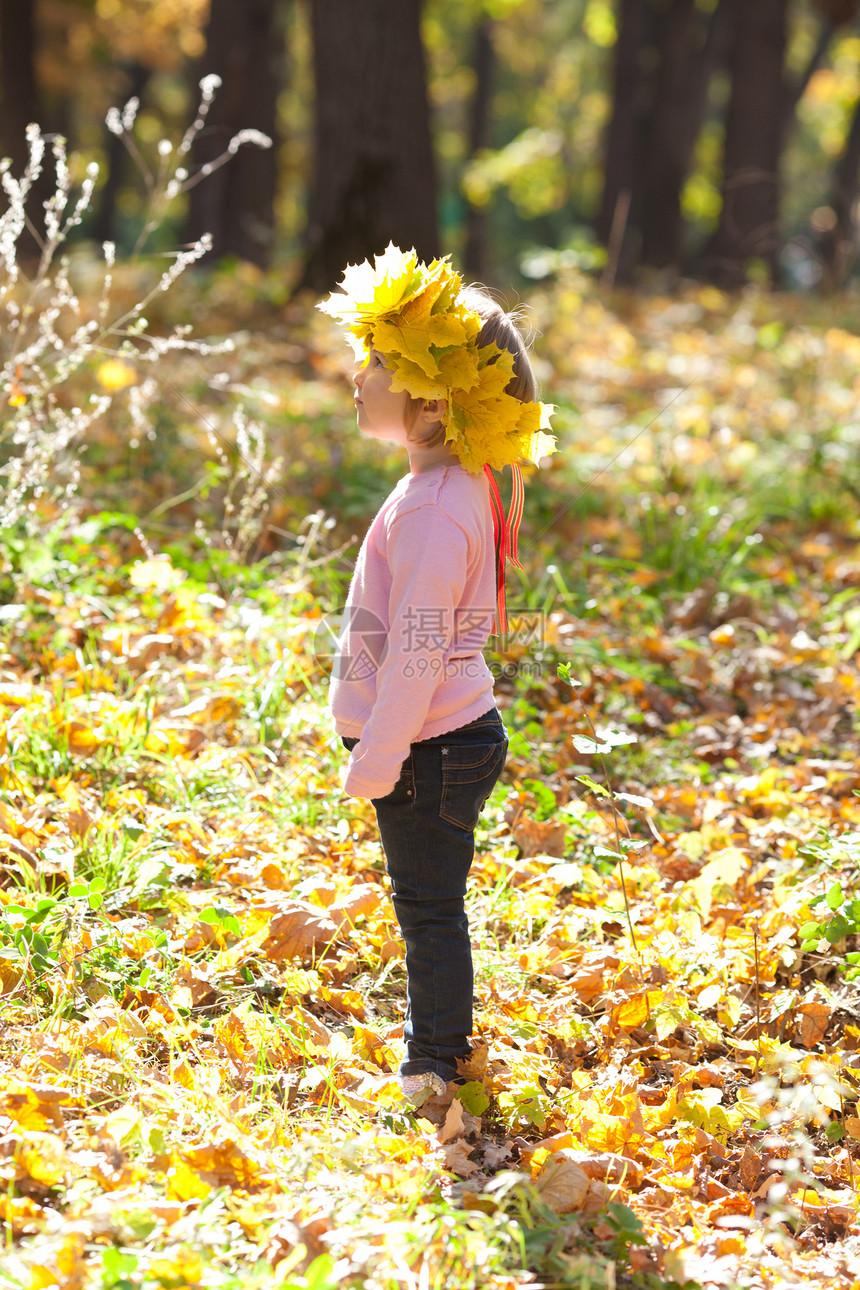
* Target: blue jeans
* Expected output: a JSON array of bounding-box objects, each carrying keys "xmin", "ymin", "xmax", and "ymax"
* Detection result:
[{"xmin": 343, "ymin": 707, "xmax": 507, "ymax": 1083}]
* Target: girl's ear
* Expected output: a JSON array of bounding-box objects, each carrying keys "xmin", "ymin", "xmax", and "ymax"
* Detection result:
[{"xmin": 422, "ymin": 398, "xmax": 448, "ymax": 424}]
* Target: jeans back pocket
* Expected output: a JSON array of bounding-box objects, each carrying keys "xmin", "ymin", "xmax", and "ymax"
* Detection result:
[{"xmin": 439, "ymin": 739, "xmax": 507, "ymax": 831}]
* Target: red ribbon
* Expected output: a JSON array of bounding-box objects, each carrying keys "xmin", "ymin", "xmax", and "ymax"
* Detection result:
[{"xmin": 483, "ymin": 462, "xmax": 525, "ymax": 636}]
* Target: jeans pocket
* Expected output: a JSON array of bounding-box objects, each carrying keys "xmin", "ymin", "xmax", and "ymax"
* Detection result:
[
  {"xmin": 439, "ymin": 739, "xmax": 507, "ymax": 831},
  {"xmin": 371, "ymin": 752, "xmax": 415, "ymax": 807}
]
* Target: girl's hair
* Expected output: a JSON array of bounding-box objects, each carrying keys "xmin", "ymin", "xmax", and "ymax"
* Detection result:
[{"xmin": 406, "ymin": 285, "xmax": 538, "ymax": 446}]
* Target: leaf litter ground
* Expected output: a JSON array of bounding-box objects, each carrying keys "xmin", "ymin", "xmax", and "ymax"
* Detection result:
[{"xmin": 0, "ymin": 277, "xmax": 859, "ymax": 1289}]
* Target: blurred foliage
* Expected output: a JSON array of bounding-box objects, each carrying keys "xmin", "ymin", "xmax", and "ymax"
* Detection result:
[
  {"xmin": 15, "ymin": 0, "xmax": 860, "ymax": 288},
  {"xmin": 46, "ymin": 258, "xmax": 860, "ymax": 584},
  {"xmin": 2, "ymin": 268, "xmax": 860, "ymax": 1287}
]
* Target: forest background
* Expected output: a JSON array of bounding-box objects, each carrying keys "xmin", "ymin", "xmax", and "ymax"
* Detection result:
[
  {"xmin": 6, "ymin": 0, "xmax": 860, "ymax": 290},
  {"xmin": 2, "ymin": 2, "xmax": 860, "ymax": 1289}
]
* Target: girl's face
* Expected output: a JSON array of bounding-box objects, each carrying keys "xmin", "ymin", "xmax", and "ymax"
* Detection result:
[{"xmin": 353, "ymin": 349, "xmax": 411, "ymax": 444}]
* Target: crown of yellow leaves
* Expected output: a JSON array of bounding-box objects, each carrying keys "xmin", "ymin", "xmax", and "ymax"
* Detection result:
[{"xmin": 317, "ymin": 243, "xmax": 556, "ymax": 476}]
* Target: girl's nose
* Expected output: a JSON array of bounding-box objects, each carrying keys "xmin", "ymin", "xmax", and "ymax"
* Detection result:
[{"xmin": 353, "ymin": 366, "xmax": 364, "ymax": 389}]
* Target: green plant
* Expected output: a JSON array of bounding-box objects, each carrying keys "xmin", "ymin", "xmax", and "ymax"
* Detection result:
[
  {"xmin": 633, "ymin": 487, "xmax": 765, "ymax": 594},
  {"xmin": 797, "ymin": 828, "xmax": 860, "ymax": 977},
  {"xmin": 799, "ymin": 880, "xmax": 860, "ymax": 981}
]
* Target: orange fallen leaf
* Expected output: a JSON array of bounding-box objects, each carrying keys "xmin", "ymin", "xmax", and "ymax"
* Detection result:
[
  {"xmin": 455, "ymin": 1039, "xmax": 489, "ymax": 1081},
  {"xmin": 0, "ymin": 1194, "xmax": 46, "ymax": 1235},
  {"xmin": 511, "ymin": 816, "xmax": 567, "ymax": 858},
  {"xmin": 319, "ymin": 986, "xmax": 366, "ymax": 1020},
  {"xmin": 0, "ymin": 682, "xmax": 33, "ymax": 707},
  {"xmin": 569, "ymin": 965, "xmax": 604, "ymax": 1002},
  {"xmin": 261, "ymin": 902, "xmax": 340, "ymax": 962},
  {"xmin": 329, "ymin": 882, "xmax": 383, "ymax": 927},
  {"xmin": 287, "ymin": 1005, "xmax": 334, "ymax": 1054},
  {"xmin": 844, "ymin": 1116, "xmax": 860, "ymax": 1141},
  {"xmin": 738, "ymin": 1144, "xmax": 762, "ymax": 1191},
  {"xmin": 171, "ymin": 1135, "xmax": 276, "ymax": 1195},
  {"xmin": 612, "ymin": 989, "xmax": 664, "ymax": 1031},
  {"xmin": 794, "ymin": 1001, "xmax": 831, "ymax": 1048},
  {"xmin": 706, "ymin": 1193, "xmax": 755, "ymax": 1225},
  {"xmin": 534, "ymin": 1150, "xmax": 590, "ymax": 1213},
  {"xmin": 63, "ymin": 719, "xmax": 109, "ymax": 752},
  {"xmin": 144, "ymin": 723, "xmax": 206, "ymax": 756}
]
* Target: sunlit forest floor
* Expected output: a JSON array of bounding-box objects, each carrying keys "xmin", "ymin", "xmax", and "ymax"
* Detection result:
[{"xmin": 1, "ymin": 270, "xmax": 859, "ymax": 1289}]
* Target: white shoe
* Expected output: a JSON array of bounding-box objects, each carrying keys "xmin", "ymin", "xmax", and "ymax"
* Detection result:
[{"xmin": 398, "ymin": 1071, "xmax": 446, "ymax": 1107}]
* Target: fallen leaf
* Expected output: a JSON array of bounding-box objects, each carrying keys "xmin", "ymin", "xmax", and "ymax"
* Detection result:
[
  {"xmin": 319, "ymin": 986, "xmax": 366, "ymax": 1020},
  {"xmin": 442, "ymin": 1139, "xmax": 479, "ymax": 1177},
  {"xmin": 512, "ymin": 816, "xmax": 567, "ymax": 858},
  {"xmin": 260, "ymin": 903, "xmax": 340, "ymax": 962},
  {"xmin": 0, "ymin": 1194, "xmax": 46, "ymax": 1235},
  {"xmin": 328, "ymin": 882, "xmax": 382, "ymax": 926},
  {"xmin": 456, "ymin": 1039, "xmax": 489, "ymax": 1081},
  {"xmin": 613, "ymin": 989, "xmax": 664, "ymax": 1031},
  {"xmin": 738, "ymin": 1144, "xmax": 762, "ymax": 1191},
  {"xmin": 0, "ymin": 681, "xmax": 33, "ymax": 707},
  {"xmin": 794, "ymin": 1001, "xmax": 831, "ymax": 1048},
  {"xmin": 438, "ymin": 1098, "xmax": 465, "ymax": 1144},
  {"xmin": 169, "ymin": 1135, "xmax": 275, "ymax": 1196},
  {"xmin": 0, "ymin": 1084, "xmax": 73, "ymax": 1131},
  {"xmin": 481, "ymin": 1141, "xmax": 513, "ymax": 1169},
  {"xmin": 534, "ymin": 1150, "xmax": 590, "ymax": 1213},
  {"xmin": 569, "ymin": 965, "xmax": 604, "ymax": 1002},
  {"xmin": 287, "ymin": 1006, "xmax": 334, "ymax": 1054},
  {"xmin": 12, "ymin": 1131, "xmax": 72, "ymax": 1186},
  {"xmin": 568, "ymin": 1150, "xmax": 644, "ymax": 1188},
  {"xmin": 582, "ymin": 1177, "xmax": 613, "ymax": 1214}
]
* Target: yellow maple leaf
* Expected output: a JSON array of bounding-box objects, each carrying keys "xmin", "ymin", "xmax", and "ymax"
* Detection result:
[
  {"xmin": 387, "ymin": 355, "xmax": 448, "ymax": 401},
  {"xmin": 319, "ymin": 244, "xmax": 423, "ymax": 320},
  {"xmin": 318, "ymin": 243, "xmax": 556, "ymax": 474},
  {"xmin": 436, "ymin": 346, "xmax": 481, "ymax": 392},
  {"xmin": 374, "ymin": 312, "xmax": 471, "ymax": 378}
]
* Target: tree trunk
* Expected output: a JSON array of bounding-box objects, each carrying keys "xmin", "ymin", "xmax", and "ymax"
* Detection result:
[
  {"xmin": 596, "ymin": 0, "xmax": 650, "ymax": 275},
  {"xmin": 639, "ymin": 0, "xmax": 731, "ymax": 270},
  {"xmin": 463, "ymin": 18, "xmax": 495, "ymax": 281},
  {"xmin": 185, "ymin": 0, "xmax": 284, "ymax": 267},
  {"xmin": 705, "ymin": 0, "xmax": 789, "ymax": 285},
  {"xmin": 822, "ymin": 90, "xmax": 860, "ymax": 284},
  {"xmin": 93, "ymin": 62, "xmax": 151, "ymax": 248},
  {"xmin": 0, "ymin": 0, "xmax": 39, "ymax": 172},
  {"xmin": 300, "ymin": 0, "xmax": 438, "ymax": 294},
  {"xmin": 0, "ymin": 0, "xmax": 50, "ymax": 248}
]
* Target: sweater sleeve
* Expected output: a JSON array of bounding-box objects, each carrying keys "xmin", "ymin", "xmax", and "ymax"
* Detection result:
[{"xmin": 342, "ymin": 506, "xmax": 469, "ymax": 799}]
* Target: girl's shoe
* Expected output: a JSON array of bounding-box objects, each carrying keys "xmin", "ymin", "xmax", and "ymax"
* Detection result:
[{"xmin": 398, "ymin": 1071, "xmax": 446, "ymax": 1107}]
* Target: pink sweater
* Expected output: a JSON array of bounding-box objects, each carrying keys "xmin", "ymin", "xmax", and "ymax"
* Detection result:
[{"xmin": 331, "ymin": 464, "xmax": 497, "ymax": 799}]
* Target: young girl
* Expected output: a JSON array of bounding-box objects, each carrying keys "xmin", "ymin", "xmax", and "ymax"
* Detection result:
[{"xmin": 318, "ymin": 245, "xmax": 555, "ymax": 1106}]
